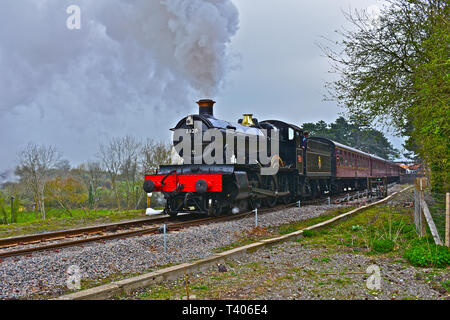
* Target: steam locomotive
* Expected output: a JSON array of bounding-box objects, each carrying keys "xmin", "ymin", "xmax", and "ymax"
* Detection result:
[{"xmin": 143, "ymin": 99, "xmax": 405, "ymax": 216}]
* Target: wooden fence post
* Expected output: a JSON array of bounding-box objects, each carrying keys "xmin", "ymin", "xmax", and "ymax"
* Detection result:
[
  {"xmin": 420, "ymin": 197, "xmax": 443, "ymax": 245},
  {"xmin": 446, "ymin": 193, "xmax": 449, "ymax": 247}
]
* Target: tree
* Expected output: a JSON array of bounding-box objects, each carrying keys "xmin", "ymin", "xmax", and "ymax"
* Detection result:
[
  {"xmin": 45, "ymin": 176, "xmax": 88, "ymax": 216},
  {"xmin": 141, "ymin": 139, "xmax": 172, "ymax": 174},
  {"xmin": 321, "ymin": 0, "xmax": 449, "ymax": 191},
  {"xmin": 98, "ymin": 138, "xmax": 123, "ymax": 210},
  {"xmin": 120, "ymin": 136, "xmax": 141, "ymax": 210},
  {"xmin": 72, "ymin": 161, "xmax": 103, "ymax": 214},
  {"xmin": 98, "ymin": 135, "xmax": 144, "ymax": 211},
  {"xmin": 15, "ymin": 143, "xmax": 61, "ymax": 219},
  {"xmin": 302, "ymin": 117, "xmax": 399, "ymax": 159}
]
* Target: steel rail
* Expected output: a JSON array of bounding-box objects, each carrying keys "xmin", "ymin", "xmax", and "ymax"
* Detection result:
[{"xmin": 0, "ymin": 184, "xmax": 397, "ymax": 258}]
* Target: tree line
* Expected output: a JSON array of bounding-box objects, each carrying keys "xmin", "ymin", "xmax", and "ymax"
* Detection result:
[
  {"xmin": 302, "ymin": 117, "xmax": 400, "ymax": 160},
  {"xmin": 0, "ymin": 137, "xmax": 171, "ymax": 222},
  {"xmin": 321, "ymin": 0, "xmax": 448, "ymax": 192}
]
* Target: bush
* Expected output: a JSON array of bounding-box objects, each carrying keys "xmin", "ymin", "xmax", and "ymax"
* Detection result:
[
  {"xmin": 372, "ymin": 239, "xmax": 395, "ymax": 253},
  {"xmin": 303, "ymin": 230, "xmax": 317, "ymax": 237},
  {"xmin": 404, "ymin": 240, "xmax": 450, "ymax": 268}
]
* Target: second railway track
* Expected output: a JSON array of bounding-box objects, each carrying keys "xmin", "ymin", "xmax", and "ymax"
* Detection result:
[{"xmin": 0, "ymin": 185, "xmax": 395, "ymax": 259}]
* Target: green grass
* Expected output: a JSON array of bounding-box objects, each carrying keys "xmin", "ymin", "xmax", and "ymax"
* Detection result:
[
  {"xmin": 292, "ymin": 204, "xmax": 450, "ymax": 268},
  {"xmin": 0, "ymin": 208, "xmax": 147, "ymax": 238}
]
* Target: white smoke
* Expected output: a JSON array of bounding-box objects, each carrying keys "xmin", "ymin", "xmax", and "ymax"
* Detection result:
[
  {"xmin": 0, "ymin": 0, "xmax": 239, "ymax": 170},
  {"xmin": 0, "ymin": 0, "xmax": 239, "ymax": 115}
]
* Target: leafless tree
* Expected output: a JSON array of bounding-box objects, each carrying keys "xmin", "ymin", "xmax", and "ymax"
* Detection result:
[
  {"xmin": 98, "ymin": 138, "xmax": 123, "ymax": 210},
  {"xmin": 73, "ymin": 161, "xmax": 103, "ymax": 214},
  {"xmin": 139, "ymin": 139, "xmax": 172, "ymax": 210},
  {"xmin": 120, "ymin": 136, "xmax": 141, "ymax": 210},
  {"xmin": 98, "ymin": 136, "xmax": 143, "ymax": 211},
  {"xmin": 141, "ymin": 139, "xmax": 172, "ymax": 174},
  {"xmin": 15, "ymin": 143, "xmax": 61, "ymax": 219}
]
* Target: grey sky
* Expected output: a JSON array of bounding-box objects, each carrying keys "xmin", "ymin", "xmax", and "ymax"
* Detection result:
[{"xmin": 0, "ymin": 0, "xmax": 404, "ymax": 176}]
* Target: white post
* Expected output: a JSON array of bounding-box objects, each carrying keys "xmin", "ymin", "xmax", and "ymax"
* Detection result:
[
  {"xmin": 254, "ymin": 208, "xmax": 258, "ymax": 227},
  {"xmin": 163, "ymin": 224, "xmax": 167, "ymax": 253},
  {"xmin": 327, "ymin": 197, "xmax": 331, "ymax": 206}
]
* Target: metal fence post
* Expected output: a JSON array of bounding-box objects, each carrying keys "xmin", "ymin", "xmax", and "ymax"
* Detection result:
[
  {"xmin": 163, "ymin": 224, "xmax": 167, "ymax": 253},
  {"xmin": 327, "ymin": 197, "xmax": 331, "ymax": 206},
  {"xmin": 254, "ymin": 208, "xmax": 258, "ymax": 228}
]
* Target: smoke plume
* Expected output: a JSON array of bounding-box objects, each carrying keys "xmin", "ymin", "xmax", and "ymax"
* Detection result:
[{"xmin": 0, "ymin": 0, "xmax": 239, "ymax": 169}]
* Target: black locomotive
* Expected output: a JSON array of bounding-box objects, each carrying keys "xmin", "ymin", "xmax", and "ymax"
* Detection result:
[{"xmin": 143, "ymin": 99, "xmax": 404, "ymax": 216}]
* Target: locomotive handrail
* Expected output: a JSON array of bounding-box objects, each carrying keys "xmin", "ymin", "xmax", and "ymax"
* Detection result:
[{"xmin": 161, "ymin": 169, "xmax": 177, "ymax": 187}]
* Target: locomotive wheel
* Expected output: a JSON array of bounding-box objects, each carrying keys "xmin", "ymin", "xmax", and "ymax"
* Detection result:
[
  {"xmin": 264, "ymin": 196, "xmax": 277, "ymax": 208},
  {"xmin": 281, "ymin": 194, "xmax": 291, "ymax": 205},
  {"xmin": 208, "ymin": 200, "xmax": 222, "ymax": 217},
  {"xmin": 263, "ymin": 176, "xmax": 278, "ymax": 208},
  {"xmin": 167, "ymin": 211, "xmax": 179, "ymax": 217},
  {"xmin": 278, "ymin": 175, "xmax": 291, "ymax": 205},
  {"xmin": 248, "ymin": 197, "xmax": 261, "ymax": 210}
]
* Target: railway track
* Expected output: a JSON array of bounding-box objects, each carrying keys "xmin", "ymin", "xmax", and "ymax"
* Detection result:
[{"xmin": 0, "ymin": 184, "xmax": 395, "ymax": 259}]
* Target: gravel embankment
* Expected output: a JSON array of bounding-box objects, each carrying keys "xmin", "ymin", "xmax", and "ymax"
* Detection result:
[
  {"xmin": 126, "ymin": 240, "xmax": 447, "ymax": 300},
  {"xmin": 0, "ymin": 202, "xmax": 347, "ymax": 299}
]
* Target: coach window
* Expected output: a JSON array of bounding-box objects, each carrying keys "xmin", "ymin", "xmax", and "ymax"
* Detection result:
[
  {"xmin": 288, "ymin": 128, "xmax": 294, "ymax": 141},
  {"xmin": 344, "ymin": 152, "xmax": 348, "ymax": 166}
]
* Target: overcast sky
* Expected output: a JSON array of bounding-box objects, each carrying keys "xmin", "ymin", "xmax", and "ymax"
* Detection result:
[{"xmin": 0, "ymin": 0, "xmax": 404, "ymax": 176}]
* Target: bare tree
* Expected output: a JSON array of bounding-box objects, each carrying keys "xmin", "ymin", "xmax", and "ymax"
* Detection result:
[
  {"xmin": 87, "ymin": 161, "xmax": 103, "ymax": 214},
  {"xmin": 98, "ymin": 136, "xmax": 143, "ymax": 211},
  {"xmin": 15, "ymin": 143, "xmax": 61, "ymax": 219},
  {"xmin": 141, "ymin": 139, "xmax": 172, "ymax": 174},
  {"xmin": 138, "ymin": 139, "xmax": 172, "ymax": 210},
  {"xmin": 98, "ymin": 138, "xmax": 123, "ymax": 210},
  {"xmin": 73, "ymin": 161, "xmax": 103, "ymax": 214},
  {"xmin": 120, "ymin": 136, "xmax": 141, "ymax": 210}
]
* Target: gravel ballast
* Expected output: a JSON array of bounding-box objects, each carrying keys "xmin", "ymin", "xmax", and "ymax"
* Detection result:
[{"xmin": 0, "ymin": 201, "xmax": 347, "ymax": 299}]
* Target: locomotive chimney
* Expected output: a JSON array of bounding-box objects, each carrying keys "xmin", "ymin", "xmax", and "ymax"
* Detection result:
[{"xmin": 197, "ymin": 99, "xmax": 215, "ymax": 117}]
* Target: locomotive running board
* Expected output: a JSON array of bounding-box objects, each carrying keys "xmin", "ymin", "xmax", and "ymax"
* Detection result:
[{"xmin": 251, "ymin": 188, "xmax": 290, "ymax": 197}]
